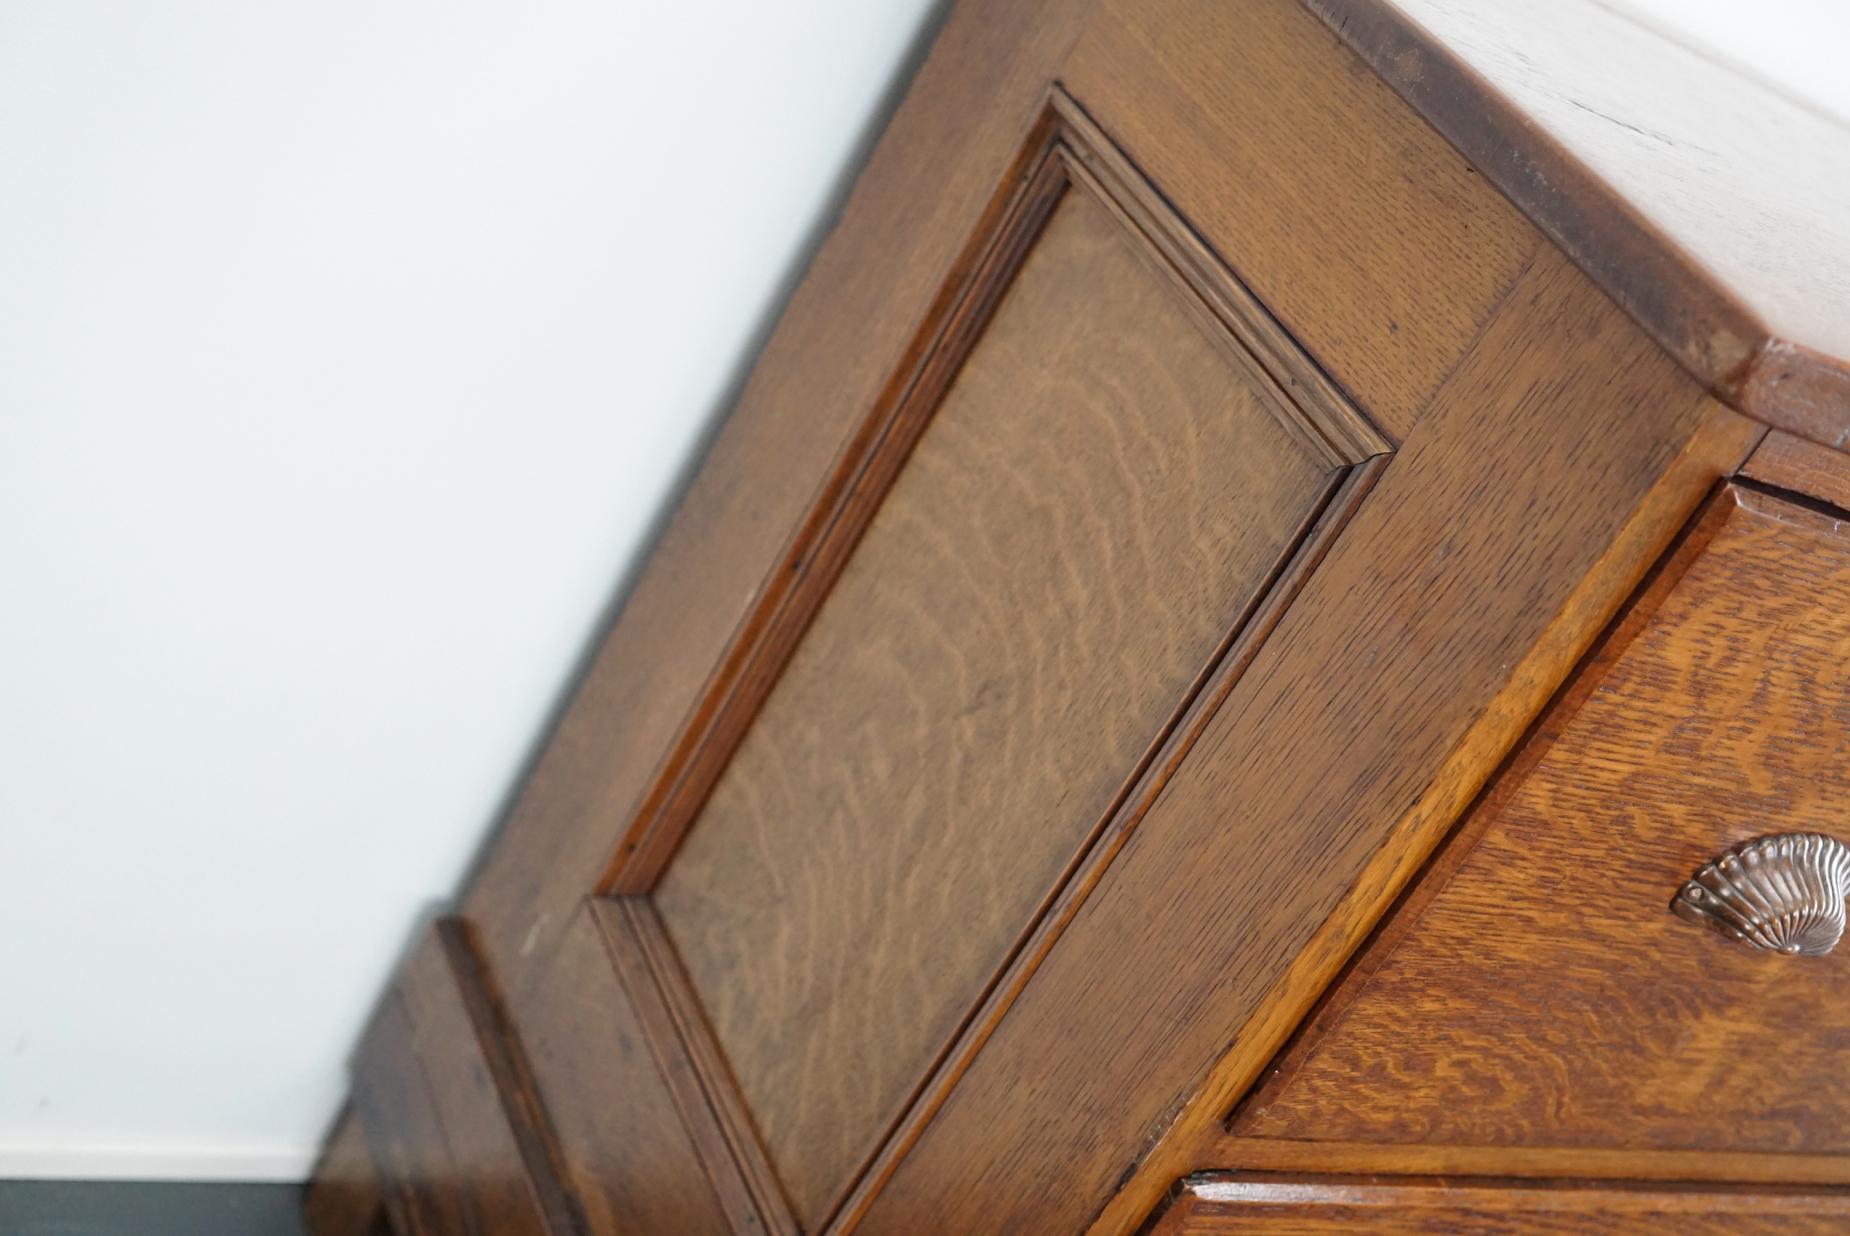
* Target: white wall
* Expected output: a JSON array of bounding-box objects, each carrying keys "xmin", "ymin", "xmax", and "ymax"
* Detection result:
[{"xmin": 0, "ymin": 0, "xmax": 941, "ymax": 1181}]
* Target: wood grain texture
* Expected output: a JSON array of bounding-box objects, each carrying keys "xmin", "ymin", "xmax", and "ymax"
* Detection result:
[
  {"xmin": 602, "ymin": 118, "xmax": 1071, "ymax": 899},
  {"xmin": 303, "ymin": 1107, "xmax": 389, "ymax": 1236},
  {"xmin": 655, "ymin": 183, "xmax": 1345, "ymax": 1228},
  {"xmin": 315, "ymin": 0, "xmax": 1850, "ymax": 1227},
  {"xmin": 1743, "ymin": 430, "xmax": 1850, "ymax": 513},
  {"xmin": 461, "ymin": 0, "xmax": 1100, "ymax": 990},
  {"xmin": 828, "ymin": 455, "xmax": 1386, "ymax": 1235},
  {"xmin": 432, "ymin": 922, "xmax": 586, "ymax": 1236},
  {"xmin": 1209, "ymin": 1139, "xmax": 1850, "ymax": 1189},
  {"xmin": 429, "ymin": 7, "xmax": 1099, "ymax": 1226},
  {"xmin": 862, "ymin": 249, "xmax": 1761, "ymax": 1235},
  {"xmin": 339, "ymin": 0, "xmax": 1550, "ymax": 1215},
  {"xmin": 517, "ymin": 902, "xmax": 734, "ymax": 1236},
  {"xmin": 596, "ymin": 897, "xmax": 797, "ymax": 1235},
  {"xmin": 1235, "ymin": 485, "xmax": 1850, "ymax": 1157},
  {"xmin": 1311, "ymin": 0, "xmax": 1850, "ymax": 449},
  {"xmin": 353, "ymin": 924, "xmax": 573, "ymax": 1236},
  {"xmin": 608, "ymin": 93, "xmax": 1382, "ymax": 903},
  {"xmin": 353, "ymin": 999, "xmax": 473, "ymax": 1236},
  {"xmin": 1062, "ymin": 0, "xmax": 1539, "ymax": 439},
  {"xmin": 1151, "ymin": 1175, "xmax": 1850, "ymax": 1234}
]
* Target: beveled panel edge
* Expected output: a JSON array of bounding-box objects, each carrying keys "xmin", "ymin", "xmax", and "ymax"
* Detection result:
[
  {"xmin": 596, "ymin": 104, "xmax": 1069, "ymax": 896},
  {"xmin": 617, "ymin": 459, "xmax": 1385, "ymax": 1236},
  {"xmin": 354, "ymin": 920, "xmax": 588, "ymax": 1236},
  {"xmin": 601, "ymin": 87, "xmax": 1390, "ymax": 899},
  {"xmin": 592, "ymin": 897, "xmax": 798, "ymax": 1236},
  {"xmin": 583, "ymin": 88, "xmax": 1391, "ymax": 1233},
  {"xmin": 1047, "ymin": 90, "xmax": 1392, "ymax": 466},
  {"xmin": 632, "ymin": 460, "xmax": 1391, "ymax": 1233},
  {"xmin": 438, "ymin": 919, "xmax": 590, "ymax": 1236},
  {"xmin": 818, "ymin": 455, "xmax": 1386, "ymax": 1234}
]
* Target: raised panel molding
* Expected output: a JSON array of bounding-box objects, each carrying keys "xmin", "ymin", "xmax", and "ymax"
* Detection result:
[{"xmin": 596, "ymin": 90, "xmax": 1388, "ymax": 1232}]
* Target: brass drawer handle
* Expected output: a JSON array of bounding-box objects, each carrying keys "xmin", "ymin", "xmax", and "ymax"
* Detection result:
[{"xmin": 1673, "ymin": 833, "xmax": 1850, "ymax": 956}]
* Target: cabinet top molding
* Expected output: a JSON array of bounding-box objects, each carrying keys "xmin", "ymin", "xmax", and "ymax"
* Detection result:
[{"xmin": 1311, "ymin": 0, "xmax": 1850, "ymax": 450}]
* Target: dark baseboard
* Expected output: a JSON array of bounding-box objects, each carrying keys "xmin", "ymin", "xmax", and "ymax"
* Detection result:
[{"xmin": 0, "ymin": 1180, "xmax": 306, "ymax": 1236}]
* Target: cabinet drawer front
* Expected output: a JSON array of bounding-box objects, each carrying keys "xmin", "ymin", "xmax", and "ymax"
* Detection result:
[
  {"xmin": 1155, "ymin": 1176, "xmax": 1850, "ymax": 1234},
  {"xmin": 1234, "ymin": 484, "xmax": 1850, "ymax": 1161}
]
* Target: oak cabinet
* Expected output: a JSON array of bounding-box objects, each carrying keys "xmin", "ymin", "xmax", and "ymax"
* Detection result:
[{"xmin": 306, "ymin": 0, "xmax": 1850, "ymax": 1232}]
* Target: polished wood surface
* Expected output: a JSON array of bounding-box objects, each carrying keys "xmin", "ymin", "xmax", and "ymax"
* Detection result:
[
  {"xmin": 1064, "ymin": 0, "xmax": 1536, "ymax": 440},
  {"xmin": 1152, "ymin": 1176, "xmax": 1850, "ymax": 1233},
  {"xmin": 462, "ymin": 0, "xmax": 1098, "ymax": 996},
  {"xmin": 655, "ymin": 164, "xmax": 1350, "ymax": 1227},
  {"xmin": 353, "ymin": 924, "xmax": 575, "ymax": 1236},
  {"xmin": 1236, "ymin": 486, "xmax": 1850, "ymax": 1160},
  {"xmin": 521, "ymin": 903, "xmax": 734, "ymax": 1236},
  {"xmin": 876, "ymin": 243, "xmax": 1760, "ymax": 1236},
  {"xmin": 1743, "ymin": 430, "xmax": 1850, "ymax": 513},
  {"xmin": 313, "ymin": 0, "xmax": 1850, "ymax": 1230},
  {"xmin": 1313, "ymin": 0, "xmax": 1850, "ymax": 449}
]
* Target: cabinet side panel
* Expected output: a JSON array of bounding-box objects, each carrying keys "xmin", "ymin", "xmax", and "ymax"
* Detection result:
[
  {"xmin": 353, "ymin": 929, "xmax": 563, "ymax": 1236},
  {"xmin": 460, "ymin": 0, "xmax": 1099, "ymax": 991},
  {"xmin": 865, "ymin": 250, "xmax": 1756, "ymax": 1235},
  {"xmin": 655, "ymin": 185, "xmax": 1339, "ymax": 1226},
  {"xmin": 523, "ymin": 904, "xmax": 736, "ymax": 1236},
  {"xmin": 1063, "ymin": 0, "xmax": 1539, "ymax": 437}
]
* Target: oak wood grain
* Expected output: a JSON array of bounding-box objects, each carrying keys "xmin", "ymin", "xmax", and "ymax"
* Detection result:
[
  {"xmin": 654, "ymin": 180, "xmax": 1345, "ymax": 1228},
  {"xmin": 313, "ymin": 0, "xmax": 1843, "ymax": 1228},
  {"xmin": 609, "ymin": 93, "xmax": 1384, "ymax": 905},
  {"xmin": 829, "ymin": 455, "xmax": 1386, "ymax": 1235},
  {"xmin": 1062, "ymin": 0, "xmax": 1539, "ymax": 439},
  {"xmin": 354, "ymin": 925, "xmax": 571, "ymax": 1236},
  {"xmin": 596, "ymin": 897, "xmax": 797, "ymax": 1236},
  {"xmin": 865, "ymin": 248, "xmax": 1761, "ymax": 1235},
  {"xmin": 518, "ymin": 902, "xmax": 734, "ymax": 1236},
  {"xmin": 1151, "ymin": 1175, "xmax": 1850, "ymax": 1234},
  {"xmin": 1743, "ymin": 430, "xmax": 1850, "ymax": 513},
  {"xmin": 602, "ymin": 118, "xmax": 1072, "ymax": 900},
  {"xmin": 1312, "ymin": 0, "xmax": 1850, "ymax": 449},
  {"xmin": 461, "ymin": 0, "xmax": 1101, "ymax": 991},
  {"xmin": 587, "ymin": 94, "xmax": 1385, "ymax": 1234},
  {"xmin": 330, "ymin": 0, "xmax": 1557, "ymax": 1219},
  {"xmin": 1235, "ymin": 485, "xmax": 1850, "ymax": 1158}
]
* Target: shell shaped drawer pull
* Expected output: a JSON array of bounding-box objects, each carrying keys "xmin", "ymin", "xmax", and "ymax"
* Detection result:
[{"xmin": 1673, "ymin": 833, "xmax": 1850, "ymax": 956}]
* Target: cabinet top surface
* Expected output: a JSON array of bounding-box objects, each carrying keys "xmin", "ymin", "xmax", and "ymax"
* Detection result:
[{"xmin": 1316, "ymin": 0, "xmax": 1850, "ymax": 449}]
